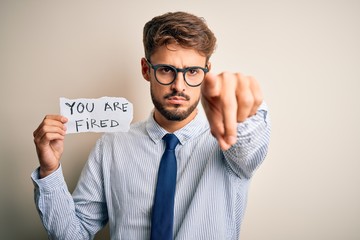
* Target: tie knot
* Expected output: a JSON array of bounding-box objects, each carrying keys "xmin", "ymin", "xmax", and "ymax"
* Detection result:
[{"xmin": 163, "ymin": 134, "xmax": 179, "ymax": 150}]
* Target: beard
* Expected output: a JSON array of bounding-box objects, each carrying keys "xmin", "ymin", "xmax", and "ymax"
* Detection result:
[{"xmin": 151, "ymin": 90, "xmax": 199, "ymax": 121}]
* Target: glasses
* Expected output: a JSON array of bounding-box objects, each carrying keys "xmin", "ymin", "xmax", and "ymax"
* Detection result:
[{"xmin": 146, "ymin": 59, "xmax": 209, "ymax": 87}]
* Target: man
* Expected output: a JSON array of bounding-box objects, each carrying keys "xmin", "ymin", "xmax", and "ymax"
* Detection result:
[{"xmin": 32, "ymin": 11, "xmax": 270, "ymax": 239}]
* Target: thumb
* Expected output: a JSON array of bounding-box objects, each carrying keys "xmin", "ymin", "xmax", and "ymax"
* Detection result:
[{"xmin": 202, "ymin": 72, "xmax": 220, "ymax": 97}]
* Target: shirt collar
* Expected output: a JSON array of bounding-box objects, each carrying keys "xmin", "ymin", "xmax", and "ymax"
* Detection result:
[{"xmin": 146, "ymin": 108, "xmax": 209, "ymax": 146}]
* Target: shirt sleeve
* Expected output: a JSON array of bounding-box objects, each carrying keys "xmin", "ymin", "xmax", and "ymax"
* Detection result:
[
  {"xmin": 223, "ymin": 101, "xmax": 271, "ymax": 179},
  {"xmin": 31, "ymin": 139, "xmax": 108, "ymax": 239}
]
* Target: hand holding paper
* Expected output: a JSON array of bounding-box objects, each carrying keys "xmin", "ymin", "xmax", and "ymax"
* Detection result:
[
  {"xmin": 33, "ymin": 97, "xmax": 133, "ymax": 178},
  {"xmin": 33, "ymin": 115, "xmax": 67, "ymax": 178}
]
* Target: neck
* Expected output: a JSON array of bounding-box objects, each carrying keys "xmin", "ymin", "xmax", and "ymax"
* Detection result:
[{"xmin": 153, "ymin": 109, "xmax": 198, "ymax": 133}]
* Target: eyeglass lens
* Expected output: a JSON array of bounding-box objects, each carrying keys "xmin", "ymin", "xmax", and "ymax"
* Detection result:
[{"xmin": 155, "ymin": 65, "xmax": 205, "ymax": 86}]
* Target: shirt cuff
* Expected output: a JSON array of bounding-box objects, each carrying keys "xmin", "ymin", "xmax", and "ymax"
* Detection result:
[{"xmin": 31, "ymin": 165, "xmax": 66, "ymax": 193}]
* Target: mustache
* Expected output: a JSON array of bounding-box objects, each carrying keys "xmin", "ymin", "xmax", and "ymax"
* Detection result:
[{"xmin": 164, "ymin": 91, "xmax": 190, "ymax": 101}]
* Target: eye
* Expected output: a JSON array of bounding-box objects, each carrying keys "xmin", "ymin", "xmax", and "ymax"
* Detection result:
[
  {"xmin": 158, "ymin": 66, "xmax": 175, "ymax": 74},
  {"xmin": 187, "ymin": 68, "xmax": 200, "ymax": 75}
]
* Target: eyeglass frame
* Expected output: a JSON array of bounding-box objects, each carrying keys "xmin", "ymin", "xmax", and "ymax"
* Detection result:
[{"xmin": 145, "ymin": 58, "xmax": 209, "ymax": 87}]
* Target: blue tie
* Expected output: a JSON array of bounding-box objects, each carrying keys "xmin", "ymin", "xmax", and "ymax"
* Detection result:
[{"xmin": 150, "ymin": 134, "xmax": 179, "ymax": 240}]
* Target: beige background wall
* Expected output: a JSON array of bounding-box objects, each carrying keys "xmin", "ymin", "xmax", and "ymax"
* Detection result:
[{"xmin": 1, "ymin": 0, "xmax": 359, "ymax": 239}]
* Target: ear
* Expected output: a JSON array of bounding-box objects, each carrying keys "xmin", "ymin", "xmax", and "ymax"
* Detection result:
[
  {"xmin": 141, "ymin": 58, "xmax": 151, "ymax": 81},
  {"xmin": 207, "ymin": 61, "xmax": 212, "ymax": 71}
]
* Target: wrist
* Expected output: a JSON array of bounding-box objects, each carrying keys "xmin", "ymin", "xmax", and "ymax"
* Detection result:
[{"xmin": 39, "ymin": 164, "xmax": 59, "ymax": 178}]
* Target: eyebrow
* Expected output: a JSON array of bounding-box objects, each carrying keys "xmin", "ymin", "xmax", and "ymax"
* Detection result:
[
  {"xmin": 146, "ymin": 58, "xmax": 208, "ymax": 69},
  {"xmin": 149, "ymin": 61, "xmax": 206, "ymax": 69}
]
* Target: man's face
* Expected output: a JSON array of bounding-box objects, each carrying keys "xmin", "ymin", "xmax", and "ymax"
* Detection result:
[{"xmin": 142, "ymin": 44, "xmax": 208, "ymax": 125}]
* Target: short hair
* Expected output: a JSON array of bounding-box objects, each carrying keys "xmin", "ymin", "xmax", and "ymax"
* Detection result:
[{"xmin": 143, "ymin": 11, "xmax": 217, "ymax": 62}]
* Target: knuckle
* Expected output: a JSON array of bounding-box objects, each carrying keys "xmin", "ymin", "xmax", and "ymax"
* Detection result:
[
  {"xmin": 33, "ymin": 134, "xmax": 43, "ymax": 145},
  {"xmin": 219, "ymin": 71, "xmax": 231, "ymax": 78},
  {"xmin": 236, "ymin": 73, "xmax": 254, "ymax": 87},
  {"xmin": 43, "ymin": 132, "xmax": 51, "ymax": 139},
  {"xmin": 235, "ymin": 72, "xmax": 244, "ymax": 79},
  {"xmin": 219, "ymin": 71, "xmax": 235, "ymax": 82},
  {"xmin": 248, "ymin": 75, "xmax": 255, "ymax": 81},
  {"xmin": 254, "ymin": 95, "xmax": 263, "ymax": 106},
  {"xmin": 239, "ymin": 94, "xmax": 254, "ymax": 108},
  {"xmin": 43, "ymin": 118, "xmax": 51, "ymax": 125}
]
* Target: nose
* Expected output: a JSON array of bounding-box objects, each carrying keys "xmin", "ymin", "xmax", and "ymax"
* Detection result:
[{"xmin": 170, "ymin": 72, "xmax": 186, "ymax": 92}]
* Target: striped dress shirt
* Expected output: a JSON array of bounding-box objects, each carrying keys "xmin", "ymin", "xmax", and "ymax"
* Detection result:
[{"xmin": 32, "ymin": 103, "xmax": 271, "ymax": 240}]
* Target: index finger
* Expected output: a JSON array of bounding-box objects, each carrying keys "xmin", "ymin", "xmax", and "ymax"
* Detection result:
[
  {"xmin": 44, "ymin": 115, "xmax": 68, "ymax": 123},
  {"xmin": 33, "ymin": 115, "xmax": 67, "ymax": 137},
  {"xmin": 202, "ymin": 72, "xmax": 220, "ymax": 97},
  {"xmin": 219, "ymin": 73, "xmax": 238, "ymax": 146}
]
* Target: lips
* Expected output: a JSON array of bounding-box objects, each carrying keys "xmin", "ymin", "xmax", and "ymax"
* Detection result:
[
  {"xmin": 164, "ymin": 92, "xmax": 190, "ymax": 105},
  {"xmin": 167, "ymin": 96, "xmax": 187, "ymax": 105}
]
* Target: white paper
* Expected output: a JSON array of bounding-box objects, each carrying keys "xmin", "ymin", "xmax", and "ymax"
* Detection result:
[{"xmin": 60, "ymin": 97, "xmax": 133, "ymax": 134}]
